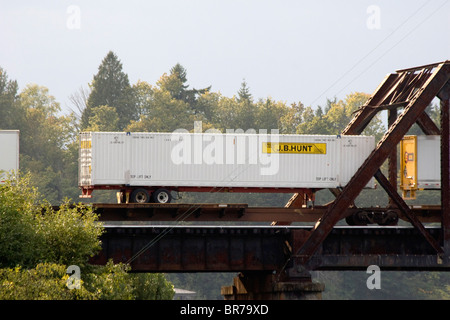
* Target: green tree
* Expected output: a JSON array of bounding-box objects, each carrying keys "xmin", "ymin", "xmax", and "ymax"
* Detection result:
[
  {"xmin": 85, "ymin": 105, "xmax": 120, "ymax": 131},
  {"xmin": 126, "ymin": 76, "xmax": 196, "ymax": 132},
  {"xmin": 0, "ymin": 174, "xmax": 102, "ymax": 268},
  {"xmin": 37, "ymin": 201, "xmax": 103, "ymax": 267},
  {"xmin": 0, "ymin": 175, "xmax": 174, "ymax": 300},
  {"xmin": 0, "ymin": 261, "xmax": 174, "ymax": 300},
  {"xmin": 294, "ymin": 92, "xmax": 385, "ymax": 139},
  {"xmin": 0, "ymin": 263, "xmax": 93, "ymax": 300},
  {"xmin": 131, "ymin": 273, "xmax": 175, "ymax": 300},
  {"xmin": 168, "ymin": 63, "xmax": 189, "ymax": 100},
  {"xmin": 0, "ymin": 173, "xmax": 40, "ymax": 267},
  {"xmin": 296, "ymin": 105, "xmax": 329, "ymax": 134},
  {"xmin": 255, "ymin": 97, "xmax": 288, "ymax": 131},
  {"xmin": 82, "ymin": 51, "xmax": 137, "ymax": 130},
  {"xmin": 0, "ymin": 67, "xmax": 21, "ymax": 130},
  {"xmin": 279, "ymin": 102, "xmax": 305, "ymax": 134},
  {"xmin": 168, "ymin": 63, "xmax": 210, "ymax": 110},
  {"xmin": 18, "ymin": 84, "xmax": 78, "ymax": 203},
  {"xmin": 193, "ymin": 90, "xmax": 222, "ymax": 125},
  {"xmin": 237, "ymin": 79, "xmax": 252, "ymax": 103}
]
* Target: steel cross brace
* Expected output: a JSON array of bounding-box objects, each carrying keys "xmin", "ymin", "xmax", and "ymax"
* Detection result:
[
  {"xmin": 373, "ymin": 169, "xmax": 443, "ymax": 254},
  {"xmin": 441, "ymin": 96, "xmax": 450, "ymax": 255},
  {"xmin": 293, "ymin": 61, "xmax": 450, "ymax": 266}
]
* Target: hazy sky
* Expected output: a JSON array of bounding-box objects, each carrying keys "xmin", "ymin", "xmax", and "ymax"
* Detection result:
[{"xmin": 1, "ymin": 0, "xmax": 449, "ymax": 115}]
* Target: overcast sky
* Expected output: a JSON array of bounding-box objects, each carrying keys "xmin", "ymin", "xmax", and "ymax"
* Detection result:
[{"xmin": 1, "ymin": 0, "xmax": 449, "ymax": 116}]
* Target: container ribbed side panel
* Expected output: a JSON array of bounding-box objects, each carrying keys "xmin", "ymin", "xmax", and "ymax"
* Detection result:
[{"xmin": 82, "ymin": 132, "xmax": 375, "ymax": 189}]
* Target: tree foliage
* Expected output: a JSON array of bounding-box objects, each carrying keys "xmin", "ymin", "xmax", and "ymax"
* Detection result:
[
  {"xmin": 0, "ymin": 173, "xmax": 102, "ymax": 269},
  {"xmin": 0, "ymin": 67, "xmax": 20, "ymax": 130},
  {"xmin": 0, "ymin": 261, "xmax": 174, "ymax": 300},
  {"xmin": 82, "ymin": 51, "xmax": 137, "ymax": 130},
  {"xmin": 18, "ymin": 84, "xmax": 79, "ymax": 203},
  {"xmin": 0, "ymin": 174, "xmax": 174, "ymax": 300},
  {"xmin": 85, "ymin": 105, "xmax": 120, "ymax": 131}
]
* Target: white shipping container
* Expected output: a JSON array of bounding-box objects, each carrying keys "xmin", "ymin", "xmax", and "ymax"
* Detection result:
[
  {"xmin": 400, "ymin": 135, "xmax": 441, "ymax": 191},
  {"xmin": 79, "ymin": 132, "xmax": 374, "ymax": 198},
  {"xmin": 0, "ymin": 130, "xmax": 19, "ymax": 183},
  {"xmin": 417, "ymin": 135, "xmax": 440, "ymax": 189}
]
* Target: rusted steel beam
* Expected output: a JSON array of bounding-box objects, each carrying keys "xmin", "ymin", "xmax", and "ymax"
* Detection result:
[
  {"xmin": 343, "ymin": 73, "xmax": 399, "ymax": 135},
  {"xmin": 85, "ymin": 203, "xmax": 443, "ymax": 223},
  {"xmin": 441, "ymin": 96, "xmax": 450, "ymax": 255},
  {"xmin": 388, "ymin": 109, "xmax": 398, "ymax": 208},
  {"xmin": 94, "ymin": 203, "xmax": 325, "ymax": 222},
  {"xmin": 294, "ymin": 62, "xmax": 450, "ymax": 265},
  {"xmin": 373, "ymin": 169, "xmax": 443, "ymax": 254},
  {"xmin": 277, "ymin": 190, "xmax": 317, "ymax": 225},
  {"xmin": 396, "ymin": 61, "xmax": 449, "ymax": 73},
  {"xmin": 416, "ymin": 111, "xmax": 441, "ymax": 135},
  {"xmin": 344, "ymin": 62, "xmax": 447, "ymax": 136}
]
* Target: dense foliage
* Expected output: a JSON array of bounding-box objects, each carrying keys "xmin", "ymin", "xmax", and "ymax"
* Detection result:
[
  {"xmin": 0, "ymin": 50, "xmax": 446, "ymax": 299},
  {"xmin": 0, "ymin": 174, "xmax": 174, "ymax": 299}
]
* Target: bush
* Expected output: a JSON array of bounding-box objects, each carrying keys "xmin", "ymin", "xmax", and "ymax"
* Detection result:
[
  {"xmin": 0, "ymin": 263, "xmax": 93, "ymax": 300},
  {"xmin": 0, "ymin": 174, "xmax": 174, "ymax": 300},
  {"xmin": 0, "ymin": 173, "xmax": 103, "ymax": 268}
]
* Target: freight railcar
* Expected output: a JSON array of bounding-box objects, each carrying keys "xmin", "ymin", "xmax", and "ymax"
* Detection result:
[{"xmin": 79, "ymin": 131, "xmax": 375, "ymax": 203}]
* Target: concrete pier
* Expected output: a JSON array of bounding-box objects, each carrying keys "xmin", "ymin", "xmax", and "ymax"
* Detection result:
[{"xmin": 221, "ymin": 272, "xmax": 324, "ymax": 300}]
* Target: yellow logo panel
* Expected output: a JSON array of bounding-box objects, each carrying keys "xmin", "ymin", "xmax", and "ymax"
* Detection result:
[{"xmin": 263, "ymin": 142, "xmax": 326, "ymax": 154}]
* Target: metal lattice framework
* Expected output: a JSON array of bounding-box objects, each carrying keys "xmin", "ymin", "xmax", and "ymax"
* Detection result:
[{"xmin": 291, "ymin": 60, "xmax": 450, "ymax": 270}]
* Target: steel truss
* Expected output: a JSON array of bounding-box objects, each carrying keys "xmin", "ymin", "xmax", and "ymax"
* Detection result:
[{"xmin": 290, "ymin": 61, "xmax": 450, "ymax": 273}]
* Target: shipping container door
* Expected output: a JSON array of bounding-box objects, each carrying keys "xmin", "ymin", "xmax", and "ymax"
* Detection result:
[
  {"xmin": 416, "ymin": 135, "xmax": 440, "ymax": 189},
  {"xmin": 92, "ymin": 132, "xmax": 131, "ymax": 185},
  {"xmin": 79, "ymin": 132, "xmax": 92, "ymax": 186}
]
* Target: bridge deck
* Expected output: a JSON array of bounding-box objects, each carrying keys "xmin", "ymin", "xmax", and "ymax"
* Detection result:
[
  {"xmin": 90, "ymin": 225, "xmax": 448, "ymax": 273},
  {"xmin": 91, "ymin": 203, "xmax": 442, "ymax": 223}
]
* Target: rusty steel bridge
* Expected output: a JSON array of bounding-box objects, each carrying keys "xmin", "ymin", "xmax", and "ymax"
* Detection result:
[{"xmin": 85, "ymin": 61, "xmax": 450, "ymax": 299}]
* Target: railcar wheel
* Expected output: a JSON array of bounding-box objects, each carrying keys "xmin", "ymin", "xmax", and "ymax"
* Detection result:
[
  {"xmin": 152, "ymin": 188, "xmax": 172, "ymax": 203},
  {"xmin": 377, "ymin": 210, "xmax": 399, "ymax": 226},
  {"xmin": 130, "ymin": 189, "xmax": 150, "ymax": 203},
  {"xmin": 345, "ymin": 211, "xmax": 370, "ymax": 226}
]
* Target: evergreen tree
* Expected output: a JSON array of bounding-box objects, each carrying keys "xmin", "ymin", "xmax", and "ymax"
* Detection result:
[
  {"xmin": 82, "ymin": 51, "xmax": 137, "ymax": 130},
  {"xmin": 170, "ymin": 63, "xmax": 188, "ymax": 92},
  {"xmin": 0, "ymin": 67, "xmax": 21, "ymax": 130},
  {"xmin": 237, "ymin": 79, "xmax": 252, "ymax": 103},
  {"xmin": 168, "ymin": 63, "xmax": 210, "ymax": 113}
]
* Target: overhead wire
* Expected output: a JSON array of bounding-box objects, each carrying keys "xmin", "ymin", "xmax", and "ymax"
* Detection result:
[
  {"xmin": 308, "ymin": 0, "xmax": 446, "ymax": 108},
  {"xmin": 333, "ymin": 0, "xmax": 449, "ymax": 98}
]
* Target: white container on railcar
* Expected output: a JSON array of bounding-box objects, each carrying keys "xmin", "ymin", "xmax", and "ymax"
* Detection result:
[
  {"xmin": 0, "ymin": 130, "xmax": 19, "ymax": 183},
  {"xmin": 79, "ymin": 132, "xmax": 375, "ymax": 190}
]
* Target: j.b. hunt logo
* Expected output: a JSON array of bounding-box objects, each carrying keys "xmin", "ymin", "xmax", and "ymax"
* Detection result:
[
  {"xmin": 263, "ymin": 142, "xmax": 326, "ymax": 154},
  {"xmin": 170, "ymin": 121, "xmax": 280, "ymax": 176}
]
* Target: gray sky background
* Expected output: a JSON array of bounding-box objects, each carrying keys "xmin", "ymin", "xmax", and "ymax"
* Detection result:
[{"xmin": 1, "ymin": 0, "xmax": 449, "ymax": 116}]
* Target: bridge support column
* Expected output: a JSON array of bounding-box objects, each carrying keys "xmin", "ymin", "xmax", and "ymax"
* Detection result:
[{"xmin": 221, "ymin": 272, "xmax": 324, "ymax": 300}]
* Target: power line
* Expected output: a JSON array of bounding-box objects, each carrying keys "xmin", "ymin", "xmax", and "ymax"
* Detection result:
[
  {"xmin": 334, "ymin": 0, "xmax": 449, "ymax": 98},
  {"xmin": 307, "ymin": 0, "xmax": 438, "ymax": 108}
]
